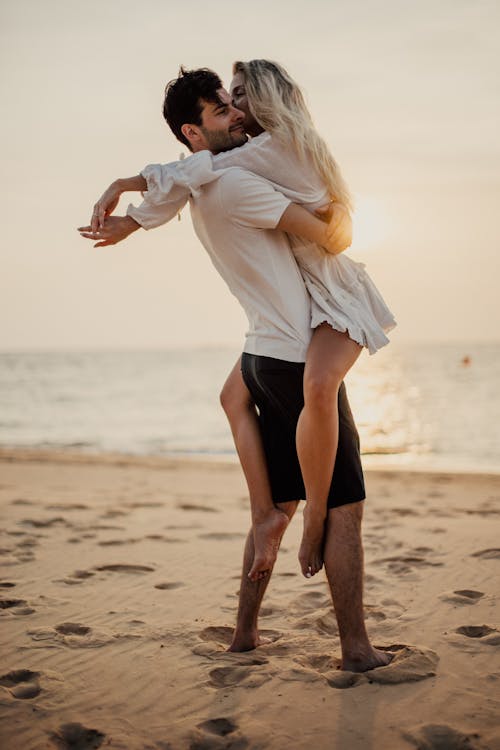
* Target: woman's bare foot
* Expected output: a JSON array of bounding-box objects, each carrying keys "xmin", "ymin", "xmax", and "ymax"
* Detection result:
[
  {"xmin": 298, "ymin": 502, "xmax": 327, "ymax": 577},
  {"xmin": 341, "ymin": 646, "xmax": 394, "ymax": 673},
  {"xmin": 248, "ymin": 508, "xmax": 289, "ymax": 582}
]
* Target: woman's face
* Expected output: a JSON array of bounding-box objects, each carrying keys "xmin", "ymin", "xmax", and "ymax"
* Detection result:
[{"xmin": 230, "ymin": 72, "xmax": 264, "ymax": 137}]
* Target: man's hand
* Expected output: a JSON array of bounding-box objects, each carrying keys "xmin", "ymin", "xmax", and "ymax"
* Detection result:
[{"xmin": 78, "ymin": 215, "xmax": 140, "ymax": 247}]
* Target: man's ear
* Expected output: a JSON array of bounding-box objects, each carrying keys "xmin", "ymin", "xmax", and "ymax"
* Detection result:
[{"xmin": 181, "ymin": 123, "xmax": 201, "ymax": 148}]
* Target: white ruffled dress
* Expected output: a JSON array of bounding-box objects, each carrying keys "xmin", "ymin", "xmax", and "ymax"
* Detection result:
[{"xmin": 127, "ymin": 133, "xmax": 396, "ymax": 354}]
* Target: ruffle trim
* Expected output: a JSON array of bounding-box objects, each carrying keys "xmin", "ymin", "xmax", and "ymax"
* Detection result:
[{"xmin": 310, "ymin": 313, "xmax": 392, "ymax": 355}]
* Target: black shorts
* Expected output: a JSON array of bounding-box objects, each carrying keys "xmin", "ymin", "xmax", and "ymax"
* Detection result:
[{"xmin": 241, "ymin": 353, "xmax": 365, "ymax": 509}]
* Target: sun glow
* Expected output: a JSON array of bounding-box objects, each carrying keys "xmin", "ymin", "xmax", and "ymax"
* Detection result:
[{"xmin": 350, "ymin": 194, "xmax": 389, "ymax": 253}]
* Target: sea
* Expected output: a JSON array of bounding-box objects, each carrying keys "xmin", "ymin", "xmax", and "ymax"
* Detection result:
[{"xmin": 1, "ymin": 342, "xmax": 499, "ymax": 473}]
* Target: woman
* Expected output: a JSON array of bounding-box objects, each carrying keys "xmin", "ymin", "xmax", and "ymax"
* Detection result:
[{"xmin": 92, "ymin": 60, "xmax": 395, "ymax": 582}]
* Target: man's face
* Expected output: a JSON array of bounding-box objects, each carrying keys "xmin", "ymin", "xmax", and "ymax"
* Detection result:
[
  {"xmin": 196, "ymin": 89, "xmax": 247, "ymax": 154},
  {"xmin": 229, "ymin": 73, "xmax": 264, "ymax": 138}
]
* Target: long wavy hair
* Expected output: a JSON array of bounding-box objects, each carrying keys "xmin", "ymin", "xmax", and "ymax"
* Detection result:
[{"xmin": 233, "ymin": 59, "xmax": 352, "ymax": 211}]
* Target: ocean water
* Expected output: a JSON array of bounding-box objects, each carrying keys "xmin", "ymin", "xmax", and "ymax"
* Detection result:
[{"xmin": 1, "ymin": 343, "xmax": 499, "ymax": 472}]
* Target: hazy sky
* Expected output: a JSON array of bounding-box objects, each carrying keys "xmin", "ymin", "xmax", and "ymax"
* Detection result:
[{"xmin": 1, "ymin": 0, "xmax": 499, "ymax": 350}]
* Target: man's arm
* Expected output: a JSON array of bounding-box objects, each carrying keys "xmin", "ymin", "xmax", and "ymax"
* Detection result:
[{"xmin": 277, "ymin": 202, "xmax": 352, "ymax": 255}]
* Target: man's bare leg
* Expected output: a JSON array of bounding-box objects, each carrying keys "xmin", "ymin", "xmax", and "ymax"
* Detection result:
[
  {"xmin": 323, "ymin": 500, "xmax": 393, "ymax": 671},
  {"xmin": 229, "ymin": 500, "xmax": 298, "ymax": 652},
  {"xmin": 221, "ymin": 359, "xmax": 289, "ymax": 581},
  {"xmin": 296, "ymin": 326, "xmax": 361, "ymax": 578}
]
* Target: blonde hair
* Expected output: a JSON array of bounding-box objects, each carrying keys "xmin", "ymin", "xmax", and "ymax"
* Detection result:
[{"xmin": 233, "ymin": 59, "xmax": 353, "ymax": 211}]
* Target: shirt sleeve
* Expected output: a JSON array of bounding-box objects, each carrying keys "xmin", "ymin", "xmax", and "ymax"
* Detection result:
[
  {"xmin": 126, "ymin": 196, "xmax": 186, "ymax": 230},
  {"xmin": 127, "ymin": 152, "xmax": 227, "ymax": 229},
  {"xmin": 218, "ymin": 168, "xmax": 292, "ymax": 229}
]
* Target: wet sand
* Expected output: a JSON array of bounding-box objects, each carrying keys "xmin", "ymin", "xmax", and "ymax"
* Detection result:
[{"xmin": 1, "ymin": 449, "xmax": 499, "ymax": 749}]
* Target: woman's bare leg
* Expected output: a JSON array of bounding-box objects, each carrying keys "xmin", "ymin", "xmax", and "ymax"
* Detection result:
[
  {"xmin": 296, "ymin": 326, "xmax": 362, "ymax": 577},
  {"xmin": 220, "ymin": 358, "xmax": 289, "ymax": 581}
]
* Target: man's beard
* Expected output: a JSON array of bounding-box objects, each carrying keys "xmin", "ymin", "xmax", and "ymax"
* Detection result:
[{"xmin": 201, "ymin": 126, "xmax": 248, "ymax": 154}]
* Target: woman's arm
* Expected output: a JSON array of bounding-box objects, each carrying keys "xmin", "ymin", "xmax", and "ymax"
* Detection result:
[
  {"xmin": 277, "ymin": 202, "xmax": 352, "ymax": 255},
  {"xmin": 91, "ymin": 175, "xmax": 147, "ymax": 231},
  {"xmin": 89, "ymin": 152, "xmax": 217, "ymax": 231}
]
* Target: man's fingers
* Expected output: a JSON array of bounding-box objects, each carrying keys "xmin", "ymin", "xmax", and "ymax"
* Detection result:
[{"xmin": 77, "ymin": 225, "xmax": 92, "ymax": 232}]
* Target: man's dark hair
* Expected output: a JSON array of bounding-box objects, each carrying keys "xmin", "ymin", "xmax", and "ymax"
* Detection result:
[{"xmin": 163, "ymin": 66, "xmax": 223, "ymax": 150}]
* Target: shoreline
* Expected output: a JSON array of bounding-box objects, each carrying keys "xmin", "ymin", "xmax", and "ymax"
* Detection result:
[{"xmin": 0, "ymin": 445, "xmax": 498, "ymax": 478}]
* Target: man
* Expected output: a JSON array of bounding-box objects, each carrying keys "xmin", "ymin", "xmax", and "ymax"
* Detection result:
[{"xmin": 79, "ymin": 68, "xmax": 391, "ymax": 671}]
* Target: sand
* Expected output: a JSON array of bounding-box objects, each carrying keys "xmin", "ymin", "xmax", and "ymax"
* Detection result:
[{"xmin": 0, "ymin": 448, "xmax": 499, "ymax": 750}]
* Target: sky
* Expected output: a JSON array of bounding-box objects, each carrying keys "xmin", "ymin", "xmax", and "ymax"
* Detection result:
[{"xmin": 1, "ymin": 0, "xmax": 499, "ymax": 350}]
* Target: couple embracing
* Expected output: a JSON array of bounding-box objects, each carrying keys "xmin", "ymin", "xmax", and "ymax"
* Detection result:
[{"xmin": 79, "ymin": 60, "xmax": 396, "ymax": 672}]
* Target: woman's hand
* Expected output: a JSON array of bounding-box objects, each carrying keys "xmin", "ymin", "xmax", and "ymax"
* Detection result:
[
  {"xmin": 89, "ymin": 175, "xmax": 148, "ymax": 232},
  {"xmin": 78, "ymin": 215, "xmax": 140, "ymax": 247},
  {"xmin": 277, "ymin": 201, "xmax": 352, "ymax": 255},
  {"xmin": 325, "ymin": 203, "xmax": 352, "ymax": 254}
]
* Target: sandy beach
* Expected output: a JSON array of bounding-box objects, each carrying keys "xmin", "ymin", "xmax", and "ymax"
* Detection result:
[{"xmin": 1, "ymin": 449, "xmax": 499, "ymax": 750}]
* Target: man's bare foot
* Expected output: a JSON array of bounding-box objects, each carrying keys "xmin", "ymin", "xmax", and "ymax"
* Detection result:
[
  {"xmin": 248, "ymin": 508, "xmax": 289, "ymax": 582},
  {"xmin": 298, "ymin": 502, "xmax": 327, "ymax": 578},
  {"xmin": 341, "ymin": 646, "xmax": 394, "ymax": 673},
  {"xmin": 227, "ymin": 631, "xmax": 271, "ymax": 652}
]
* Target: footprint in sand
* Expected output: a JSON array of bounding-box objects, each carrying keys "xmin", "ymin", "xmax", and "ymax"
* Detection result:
[
  {"xmin": 145, "ymin": 534, "xmax": 184, "ymax": 543},
  {"xmin": 178, "ymin": 503, "xmax": 218, "ymax": 513},
  {"xmin": 0, "ymin": 597, "xmax": 35, "ymax": 616},
  {"xmin": 403, "ymin": 723, "xmax": 484, "ymax": 750},
  {"xmin": 455, "ymin": 625, "xmax": 496, "ymax": 638},
  {"xmin": 441, "ymin": 590, "xmax": 485, "ymax": 605},
  {"xmin": 124, "ymin": 501, "xmax": 165, "ymax": 509},
  {"xmin": 196, "ymin": 717, "xmax": 238, "ymax": 737},
  {"xmin": 0, "ymin": 668, "xmax": 41, "ymax": 699},
  {"xmin": 373, "ymin": 553, "xmax": 444, "ymax": 575},
  {"xmin": 471, "ymin": 548, "xmax": 500, "ymax": 559},
  {"xmin": 208, "ymin": 665, "xmax": 272, "ymax": 689},
  {"xmin": 28, "ymin": 622, "xmax": 141, "ymax": 648},
  {"xmin": 101, "ymin": 509, "xmax": 129, "ymax": 518},
  {"xmin": 94, "ymin": 564, "xmax": 155, "ymax": 573},
  {"xmin": 20, "ymin": 516, "xmax": 66, "ymax": 528},
  {"xmin": 97, "ymin": 538, "xmax": 141, "ymax": 546},
  {"xmin": 325, "ymin": 644, "xmax": 439, "ymax": 689},
  {"xmin": 191, "ymin": 717, "xmax": 247, "ymax": 750},
  {"xmin": 55, "ymin": 623, "xmax": 92, "ymax": 636},
  {"xmin": 49, "ymin": 722, "xmax": 106, "ymax": 750},
  {"xmin": 46, "ymin": 503, "xmax": 89, "ymax": 511},
  {"xmin": 154, "ymin": 582, "xmax": 185, "ymax": 590},
  {"xmin": 0, "ymin": 597, "xmax": 25, "ymax": 608},
  {"xmin": 56, "ymin": 570, "xmax": 97, "ymax": 586}
]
